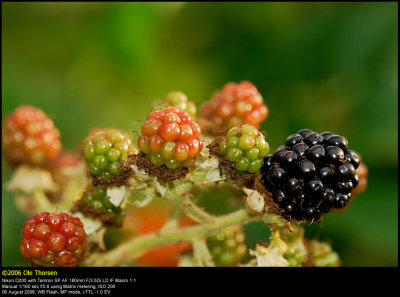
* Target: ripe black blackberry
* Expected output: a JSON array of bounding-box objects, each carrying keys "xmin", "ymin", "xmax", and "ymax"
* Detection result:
[{"xmin": 261, "ymin": 129, "xmax": 360, "ymax": 222}]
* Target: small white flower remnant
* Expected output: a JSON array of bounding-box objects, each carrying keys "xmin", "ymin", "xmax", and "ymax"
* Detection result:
[
  {"xmin": 249, "ymin": 231, "xmax": 289, "ymax": 267},
  {"xmin": 243, "ymin": 187, "xmax": 265, "ymax": 213}
]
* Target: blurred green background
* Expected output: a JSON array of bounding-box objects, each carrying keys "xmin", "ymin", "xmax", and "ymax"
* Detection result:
[{"xmin": 2, "ymin": 2, "xmax": 398, "ymax": 266}]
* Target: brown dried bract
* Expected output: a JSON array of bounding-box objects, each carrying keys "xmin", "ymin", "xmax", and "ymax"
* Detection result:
[
  {"xmin": 253, "ymin": 175, "xmax": 282, "ymax": 216},
  {"xmin": 90, "ymin": 154, "xmax": 134, "ymax": 188},
  {"xmin": 207, "ymin": 137, "xmax": 257, "ymax": 188},
  {"xmin": 71, "ymin": 199, "xmax": 122, "ymax": 228},
  {"xmin": 127, "ymin": 152, "xmax": 188, "ymax": 184}
]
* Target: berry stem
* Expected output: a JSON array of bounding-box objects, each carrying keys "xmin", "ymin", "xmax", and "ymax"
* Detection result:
[
  {"xmin": 33, "ymin": 190, "xmax": 57, "ymax": 213},
  {"xmin": 165, "ymin": 182, "xmax": 216, "ymax": 226},
  {"xmin": 85, "ymin": 208, "xmax": 260, "ymax": 266},
  {"xmin": 160, "ymin": 204, "xmax": 183, "ymax": 232},
  {"xmin": 192, "ymin": 238, "xmax": 215, "ymax": 267}
]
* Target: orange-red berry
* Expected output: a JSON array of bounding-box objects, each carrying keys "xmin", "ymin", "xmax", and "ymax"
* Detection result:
[
  {"xmin": 199, "ymin": 81, "xmax": 268, "ymax": 130},
  {"xmin": 138, "ymin": 106, "xmax": 203, "ymax": 169},
  {"xmin": 2, "ymin": 105, "xmax": 62, "ymax": 167}
]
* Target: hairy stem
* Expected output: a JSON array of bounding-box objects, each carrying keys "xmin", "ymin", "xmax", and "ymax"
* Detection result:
[
  {"xmin": 192, "ymin": 238, "xmax": 215, "ymax": 267},
  {"xmin": 85, "ymin": 208, "xmax": 260, "ymax": 266},
  {"xmin": 165, "ymin": 183, "xmax": 216, "ymax": 226},
  {"xmin": 33, "ymin": 190, "xmax": 56, "ymax": 213}
]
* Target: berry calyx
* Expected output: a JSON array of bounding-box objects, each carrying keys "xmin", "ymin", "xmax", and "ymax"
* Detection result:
[
  {"xmin": 261, "ymin": 129, "xmax": 360, "ymax": 222},
  {"xmin": 82, "ymin": 129, "xmax": 137, "ymax": 183},
  {"xmin": 199, "ymin": 81, "xmax": 268, "ymax": 133},
  {"xmin": 207, "ymin": 225, "xmax": 247, "ymax": 267},
  {"xmin": 219, "ymin": 124, "xmax": 269, "ymax": 174},
  {"xmin": 2, "ymin": 105, "xmax": 62, "ymax": 167},
  {"xmin": 20, "ymin": 212, "xmax": 87, "ymax": 267},
  {"xmin": 138, "ymin": 107, "xmax": 203, "ymax": 170}
]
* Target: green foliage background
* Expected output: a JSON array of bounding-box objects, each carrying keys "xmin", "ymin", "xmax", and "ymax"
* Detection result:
[{"xmin": 2, "ymin": 2, "xmax": 398, "ymax": 266}]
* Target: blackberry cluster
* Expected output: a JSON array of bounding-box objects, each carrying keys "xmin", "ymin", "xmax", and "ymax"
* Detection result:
[{"xmin": 261, "ymin": 129, "xmax": 360, "ymax": 222}]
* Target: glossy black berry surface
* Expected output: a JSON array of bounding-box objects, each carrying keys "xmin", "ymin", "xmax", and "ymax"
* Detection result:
[{"xmin": 261, "ymin": 129, "xmax": 360, "ymax": 222}]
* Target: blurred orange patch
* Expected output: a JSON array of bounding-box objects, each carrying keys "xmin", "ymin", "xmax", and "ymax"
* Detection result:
[{"xmin": 123, "ymin": 199, "xmax": 196, "ymax": 266}]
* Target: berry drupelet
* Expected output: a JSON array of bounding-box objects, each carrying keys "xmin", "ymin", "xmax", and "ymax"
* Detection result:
[
  {"xmin": 218, "ymin": 124, "xmax": 270, "ymax": 174},
  {"xmin": 2, "ymin": 105, "xmax": 62, "ymax": 167},
  {"xmin": 207, "ymin": 225, "xmax": 247, "ymax": 267},
  {"xmin": 20, "ymin": 212, "xmax": 88, "ymax": 267},
  {"xmin": 82, "ymin": 129, "xmax": 137, "ymax": 182},
  {"xmin": 261, "ymin": 129, "xmax": 360, "ymax": 222},
  {"xmin": 199, "ymin": 81, "xmax": 268, "ymax": 131},
  {"xmin": 137, "ymin": 107, "xmax": 203, "ymax": 170}
]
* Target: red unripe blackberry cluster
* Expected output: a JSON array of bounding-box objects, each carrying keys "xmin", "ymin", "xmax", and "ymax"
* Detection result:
[
  {"xmin": 200, "ymin": 81, "xmax": 268, "ymax": 129},
  {"xmin": 137, "ymin": 107, "xmax": 203, "ymax": 169},
  {"xmin": 2, "ymin": 105, "xmax": 62, "ymax": 167},
  {"xmin": 20, "ymin": 212, "xmax": 87, "ymax": 267}
]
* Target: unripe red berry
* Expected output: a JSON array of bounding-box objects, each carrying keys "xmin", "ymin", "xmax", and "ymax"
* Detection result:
[{"xmin": 20, "ymin": 212, "xmax": 88, "ymax": 267}]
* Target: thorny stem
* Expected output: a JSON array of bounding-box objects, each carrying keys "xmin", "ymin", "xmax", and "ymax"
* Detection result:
[{"xmin": 85, "ymin": 208, "xmax": 260, "ymax": 266}]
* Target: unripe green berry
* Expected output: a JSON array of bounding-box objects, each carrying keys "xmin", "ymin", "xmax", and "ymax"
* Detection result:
[
  {"xmin": 83, "ymin": 129, "xmax": 137, "ymax": 182},
  {"xmin": 219, "ymin": 124, "xmax": 269, "ymax": 174}
]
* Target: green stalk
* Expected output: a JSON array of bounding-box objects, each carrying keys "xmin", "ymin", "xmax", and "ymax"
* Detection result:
[{"xmin": 85, "ymin": 208, "xmax": 259, "ymax": 266}]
